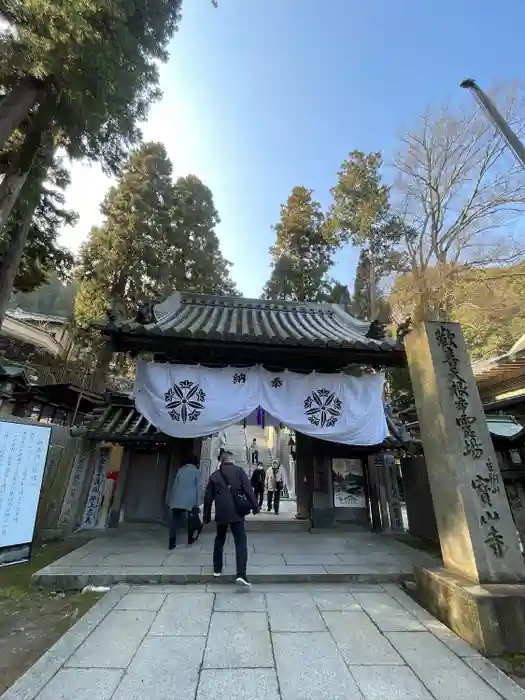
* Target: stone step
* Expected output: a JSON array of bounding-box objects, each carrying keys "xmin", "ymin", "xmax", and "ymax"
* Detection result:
[
  {"xmin": 243, "ymin": 519, "xmax": 310, "ymax": 532},
  {"xmin": 198, "ymin": 518, "xmax": 310, "ymax": 533},
  {"xmin": 32, "ymin": 567, "xmax": 413, "ymax": 590}
]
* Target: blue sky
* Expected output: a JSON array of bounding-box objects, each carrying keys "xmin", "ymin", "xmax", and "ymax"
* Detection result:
[{"xmin": 63, "ymin": 0, "xmax": 525, "ymax": 298}]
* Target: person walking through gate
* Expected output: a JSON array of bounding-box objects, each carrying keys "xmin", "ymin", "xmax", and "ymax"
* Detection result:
[
  {"xmin": 167, "ymin": 455, "xmax": 203, "ymax": 550},
  {"xmin": 250, "ymin": 461, "xmax": 266, "ymax": 508},
  {"xmin": 203, "ymin": 450, "xmax": 259, "ymax": 586},
  {"xmin": 249, "ymin": 438, "xmax": 259, "ymax": 465},
  {"xmin": 266, "ymin": 460, "xmax": 284, "ymax": 514}
]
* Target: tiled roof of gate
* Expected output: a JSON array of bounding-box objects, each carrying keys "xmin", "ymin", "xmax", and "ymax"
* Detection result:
[
  {"xmin": 101, "ymin": 292, "xmax": 400, "ymax": 352},
  {"xmin": 71, "ymin": 400, "xmax": 169, "ymax": 442}
]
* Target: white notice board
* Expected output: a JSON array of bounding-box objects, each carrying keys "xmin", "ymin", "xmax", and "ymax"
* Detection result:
[{"xmin": 0, "ymin": 421, "xmax": 51, "ymax": 548}]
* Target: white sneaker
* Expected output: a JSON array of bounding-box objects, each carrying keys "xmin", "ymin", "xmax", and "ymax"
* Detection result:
[
  {"xmin": 213, "ymin": 572, "xmax": 221, "ymax": 578},
  {"xmin": 236, "ymin": 576, "xmax": 251, "ymax": 587}
]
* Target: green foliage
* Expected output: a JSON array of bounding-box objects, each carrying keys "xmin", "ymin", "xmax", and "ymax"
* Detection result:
[
  {"xmin": 0, "ymin": 0, "xmax": 183, "ymax": 171},
  {"xmin": 331, "ymin": 151, "xmax": 405, "ymax": 317},
  {"xmin": 75, "ymin": 142, "xmax": 238, "ymax": 328},
  {"xmin": 9, "ymin": 273, "xmax": 76, "ymax": 316},
  {"xmin": 321, "ymin": 281, "xmax": 352, "ymax": 306},
  {"xmin": 353, "ymin": 249, "xmax": 370, "ymax": 318},
  {"xmin": 353, "ymin": 249, "xmax": 390, "ymax": 321},
  {"xmin": 263, "ymin": 186, "xmax": 336, "ymax": 302},
  {"xmin": 169, "ymin": 175, "xmax": 239, "ymax": 297},
  {"xmin": 331, "ymin": 150, "xmax": 403, "ymax": 267},
  {"xmin": 389, "ymin": 264, "xmax": 525, "ymax": 360},
  {"xmin": 0, "ymin": 138, "xmax": 75, "ymax": 293}
]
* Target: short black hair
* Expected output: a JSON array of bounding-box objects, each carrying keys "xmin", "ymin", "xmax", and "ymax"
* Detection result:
[{"xmin": 185, "ymin": 455, "xmax": 199, "ymax": 467}]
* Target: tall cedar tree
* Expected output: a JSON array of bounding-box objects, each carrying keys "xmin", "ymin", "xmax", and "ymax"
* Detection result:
[
  {"xmin": 331, "ymin": 151, "xmax": 404, "ymax": 319},
  {"xmin": 0, "ymin": 0, "xmax": 187, "ymax": 327},
  {"xmin": 352, "ymin": 249, "xmax": 390, "ymax": 321},
  {"xmin": 168, "ymin": 175, "xmax": 238, "ymax": 297},
  {"xmin": 75, "ymin": 142, "xmax": 237, "ymax": 328},
  {"xmin": 264, "ymin": 186, "xmax": 335, "ymax": 302},
  {"xmin": 0, "ymin": 142, "xmax": 75, "ymax": 294},
  {"xmin": 0, "ymin": 0, "xmax": 183, "ymax": 169}
]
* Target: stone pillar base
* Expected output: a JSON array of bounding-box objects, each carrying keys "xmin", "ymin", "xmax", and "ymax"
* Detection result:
[{"xmin": 415, "ymin": 566, "xmax": 525, "ymax": 654}]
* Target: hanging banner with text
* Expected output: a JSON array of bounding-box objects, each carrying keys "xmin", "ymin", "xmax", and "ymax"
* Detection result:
[
  {"xmin": 82, "ymin": 448, "xmax": 111, "ymax": 529},
  {"xmin": 0, "ymin": 421, "xmax": 51, "ymax": 565},
  {"xmin": 134, "ymin": 362, "xmax": 388, "ymax": 446}
]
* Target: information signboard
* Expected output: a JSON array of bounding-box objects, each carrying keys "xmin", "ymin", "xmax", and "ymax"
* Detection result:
[{"xmin": 0, "ymin": 421, "xmax": 51, "ymax": 551}]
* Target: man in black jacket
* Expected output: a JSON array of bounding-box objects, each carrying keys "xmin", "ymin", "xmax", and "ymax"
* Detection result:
[
  {"xmin": 203, "ymin": 451, "xmax": 259, "ymax": 586},
  {"xmin": 250, "ymin": 461, "xmax": 266, "ymax": 508}
]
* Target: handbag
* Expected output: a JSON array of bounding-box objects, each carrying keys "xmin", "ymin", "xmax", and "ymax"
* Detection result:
[{"xmin": 219, "ymin": 467, "xmax": 252, "ymax": 517}]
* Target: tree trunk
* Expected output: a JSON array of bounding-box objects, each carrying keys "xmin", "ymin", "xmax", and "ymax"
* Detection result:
[
  {"xmin": 0, "ymin": 199, "xmax": 38, "ymax": 328},
  {"xmin": 0, "ymin": 125, "xmax": 51, "ymax": 329},
  {"xmin": 368, "ymin": 244, "xmax": 377, "ymax": 320},
  {"xmin": 0, "ymin": 121, "xmax": 46, "ymax": 231},
  {"xmin": 0, "ymin": 170, "xmax": 30, "ymax": 231},
  {"xmin": 0, "ymin": 80, "xmax": 44, "ymax": 151},
  {"xmin": 92, "ymin": 341, "xmax": 114, "ymax": 393}
]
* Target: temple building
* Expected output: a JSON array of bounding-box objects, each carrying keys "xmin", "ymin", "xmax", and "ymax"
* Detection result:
[{"xmin": 67, "ymin": 292, "xmax": 406, "ymax": 531}]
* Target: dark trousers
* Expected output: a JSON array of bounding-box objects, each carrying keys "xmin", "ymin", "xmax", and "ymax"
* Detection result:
[
  {"xmin": 254, "ymin": 486, "xmax": 264, "ymax": 508},
  {"xmin": 213, "ymin": 520, "xmax": 248, "ymax": 577},
  {"xmin": 170, "ymin": 508, "xmax": 191, "ymax": 545},
  {"xmin": 267, "ymin": 490, "xmax": 280, "ymax": 513},
  {"xmin": 251, "ymin": 450, "xmax": 258, "ymax": 464}
]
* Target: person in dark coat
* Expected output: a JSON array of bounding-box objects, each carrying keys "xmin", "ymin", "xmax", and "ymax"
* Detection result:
[
  {"xmin": 203, "ymin": 450, "xmax": 259, "ymax": 586},
  {"xmin": 250, "ymin": 461, "xmax": 266, "ymax": 508}
]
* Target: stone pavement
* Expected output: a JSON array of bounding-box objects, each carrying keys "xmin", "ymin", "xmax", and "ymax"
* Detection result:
[
  {"xmin": 3, "ymin": 582, "xmax": 525, "ymax": 700},
  {"xmin": 33, "ymin": 526, "xmax": 440, "ymax": 589}
]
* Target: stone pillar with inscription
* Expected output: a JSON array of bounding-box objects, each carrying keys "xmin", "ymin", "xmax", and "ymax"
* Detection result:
[{"xmin": 406, "ymin": 322, "xmax": 525, "ymax": 653}]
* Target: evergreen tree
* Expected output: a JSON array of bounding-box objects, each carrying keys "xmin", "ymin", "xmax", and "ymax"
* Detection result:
[
  {"xmin": 0, "ymin": 0, "xmax": 183, "ymax": 169},
  {"xmin": 0, "ymin": 136, "xmax": 75, "ymax": 322},
  {"xmin": 323, "ymin": 281, "xmax": 352, "ymax": 306},
  {"xmin": 353, "ymin": 249, "xmax": 390, "ymax": 321},
  {"xmin": 263, "ymin": 186, "xmax": 335, "ymax": 302},
  {"xmin": 353, "ymin": 250, "xmax": 371, "ymax": 318},
  {"xmin": 75, "ymin": 142, "xmax": 238, "ymax": 328},
  {"xmin": 0, "ymin": 0, "xmax": 187, "ymax": 327},
  {"xmin": 75, "ymin": 142, "xmax": 177, "ymax": 326},
  {"xmin": 331, "ymin": 151, "xmax": 404, "ymax": 319},
  {"xmin": 168, "ymin": 175, "xmax": 238, "ymax": 296}
]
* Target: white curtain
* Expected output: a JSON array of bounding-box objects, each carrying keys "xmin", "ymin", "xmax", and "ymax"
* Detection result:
[
  {"xmin": 258, "ymin": 368, "xmax": 387, "ymax": 446},
  {"xmin": 134, "ymin": 361, "xmax": 388, "ymax": 446},
  {"xmin": 134, "ymin": 362, "xmax": 260, "ymax": 439}
]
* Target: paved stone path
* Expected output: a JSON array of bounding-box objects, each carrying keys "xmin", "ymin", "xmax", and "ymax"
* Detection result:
[
  {"xmin": 33, "ymin": 528, "xmax": 440, "ymax": 588},
  {"xmin": 3, "ymin": 583, "xmax": 525, "ymax": 700}
]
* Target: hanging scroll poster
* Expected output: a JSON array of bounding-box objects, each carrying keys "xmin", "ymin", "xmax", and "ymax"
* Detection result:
[
  {"xmin": 332, "ymin": 458, "xmax": 366, "ymax": 508},
  {"xmin": 82, "ymin": 448, "xmax": 111, "ymax": 529},
  {"xmin": 0, "ymin": 421, "xmax": 51, "ymax": 564}
]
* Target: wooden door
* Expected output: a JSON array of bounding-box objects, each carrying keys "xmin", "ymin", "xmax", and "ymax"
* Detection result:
[{"xmin": 123, "ymin": 451, "xmax": 169, "ymax": 523}]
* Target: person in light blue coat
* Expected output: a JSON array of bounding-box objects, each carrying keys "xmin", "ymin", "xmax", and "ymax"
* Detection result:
[{"xmin": 167, "ymin": 455, "xmax": 203, "ymax": 550}]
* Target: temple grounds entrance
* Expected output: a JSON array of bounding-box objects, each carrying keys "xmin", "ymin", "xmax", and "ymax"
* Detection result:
[{"xmin": 32, "ymin": 525, "xmax": 438, "ymax": 589}]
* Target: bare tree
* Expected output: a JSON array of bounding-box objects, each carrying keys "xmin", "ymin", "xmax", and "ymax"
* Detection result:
[{"xmin": 393, "ymin": 84, "xmax": 525, "ymax": 320}]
